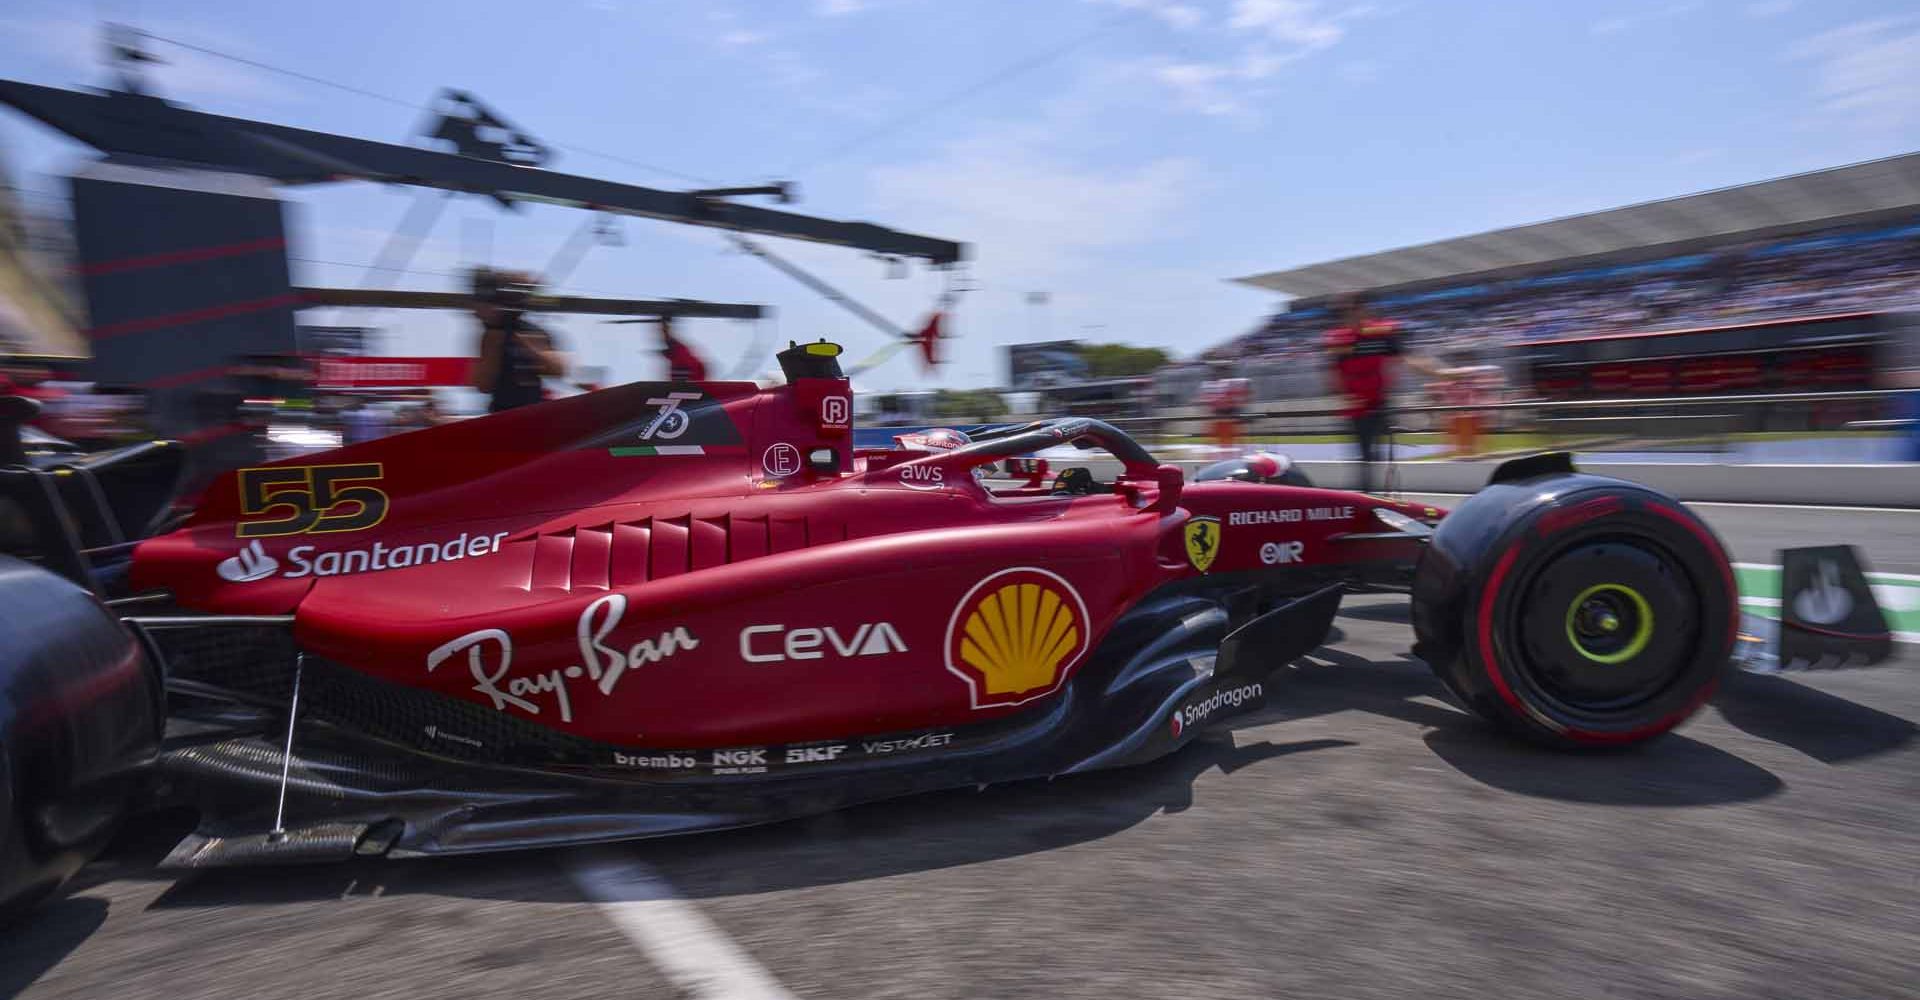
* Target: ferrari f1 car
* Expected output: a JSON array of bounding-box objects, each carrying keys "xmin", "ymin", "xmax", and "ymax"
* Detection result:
[{"xmin": 0, "ymin": 341, "xmax": 1834, "ymax": 915}]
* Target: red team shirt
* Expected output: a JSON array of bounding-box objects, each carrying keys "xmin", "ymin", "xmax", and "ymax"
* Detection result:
[{"xmin": 1324, "ymin": 320, "xmax": 1405, "ymax": 416}]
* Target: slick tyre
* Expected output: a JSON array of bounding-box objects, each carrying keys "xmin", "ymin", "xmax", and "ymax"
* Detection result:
[{"xmin": 1413, "ymin": 481, "xmax": 1736, "ymax": 748}]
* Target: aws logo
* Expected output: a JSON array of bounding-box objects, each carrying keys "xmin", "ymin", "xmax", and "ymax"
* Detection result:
[{"xmin": 944, "ymin": 567, "xmax": 1090, "ymax": 710}]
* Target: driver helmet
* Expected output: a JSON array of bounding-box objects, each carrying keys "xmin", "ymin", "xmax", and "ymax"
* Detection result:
[
  {"xmin": 893, "ymin": 427, "xmax": 992, "ymax": 479},
  {"xmin": 893, "ymin": 427, "xmax": 971, "ymax": 452}
]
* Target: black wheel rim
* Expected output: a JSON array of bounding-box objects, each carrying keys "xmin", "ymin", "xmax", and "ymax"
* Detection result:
[{"xmin": 1511, "ymin": 537, "xmax": 1698, "ymax": 714}]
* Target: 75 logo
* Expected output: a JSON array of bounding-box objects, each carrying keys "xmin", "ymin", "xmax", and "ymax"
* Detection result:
[{"xmin": 234, "ymin": 463, "xmax": 389, "ymax": 538}]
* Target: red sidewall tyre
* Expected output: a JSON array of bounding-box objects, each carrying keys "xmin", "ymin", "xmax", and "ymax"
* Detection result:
[{"xmin": 1425, "ymin": 485, "xmax": 1736, "ymax": 748}]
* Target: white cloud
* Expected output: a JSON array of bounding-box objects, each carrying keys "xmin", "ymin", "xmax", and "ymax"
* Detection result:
[
  {"xmin": 719, "ymin": 29, "xmax": 770, "ymax": 47},
  {"xmin": 1130, "ymin": 0, "xmax": 1379, "ymax": 116},
  {"xmin": 869, "ymin": 135, "xmax": 1200, "ymax": 280},
  {"xmin": 1794, "ymin": 18, "xmax": 1920, "ymax": 133},
  {"xmin": 1228, "ymin": 0, "xmax": 1344, "ymax": 51}
]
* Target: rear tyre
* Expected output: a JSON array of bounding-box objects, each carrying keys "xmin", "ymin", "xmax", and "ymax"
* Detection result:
[
  {"xmin": 1412, "ymin": 478, "xmax": 1736, "ymax": 748},
  {"xmin": 0, "ymin": 557, "xmax": 160, "ymax": 921}
]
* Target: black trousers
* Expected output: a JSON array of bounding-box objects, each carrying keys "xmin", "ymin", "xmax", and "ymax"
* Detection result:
[{"xmin": 1351, "ymin": 409, "xmax": 1388, "ymax": 493}]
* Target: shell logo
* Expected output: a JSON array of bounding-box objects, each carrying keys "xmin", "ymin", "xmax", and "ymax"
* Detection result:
[{"xmin": 944, "ymin": 567, "xmax": 1091, "ymax": 709}]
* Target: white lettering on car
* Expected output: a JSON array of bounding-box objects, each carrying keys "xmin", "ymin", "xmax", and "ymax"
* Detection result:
[
  {"xmin": 784, "ymin": 745, "xmax": 847, "ymax": 764},
  {"xmin": 229, "ymin": 531, "xmax": 512, "ymax": 582},
  {"xmin": 861, "ymin": 732, "xmax": 954, "ymax": 755},
  {"xmin": 898, "ymin": 464, "xmax": 946, "ymax": 490},
  {"xmin": 1227, "ymin": 506, "xmax": 1353, "ymax": 526},
  {"xmin": 1260, "ymin": 540, "xmax": 1305, "ymax": 564},
  {"xmin": 740, "ymin": 622, "xmax": 908, "ymax": 663},
  {"xmin": 426, "ymin": 595, "xmax": 697, "ymax": 722}
]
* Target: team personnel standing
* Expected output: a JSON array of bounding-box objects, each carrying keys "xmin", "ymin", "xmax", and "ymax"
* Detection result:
[
  {"xmin": 469, "ymin": 268, "xmax": 569, "ymax": 413},
  {"xmin": 1324, "ymin": 294, "xmax": 1452, "ymax": 493}
]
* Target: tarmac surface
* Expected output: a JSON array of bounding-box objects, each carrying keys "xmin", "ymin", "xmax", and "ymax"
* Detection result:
[{"xmin": 5, "ymin": 499, "xmax": 1918, "ymax": 1000}]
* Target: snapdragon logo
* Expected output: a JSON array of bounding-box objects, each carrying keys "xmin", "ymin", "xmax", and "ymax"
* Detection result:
[{"xmin": 1172, "ymin": 682, "xmax": 1264, "ymax": 736}]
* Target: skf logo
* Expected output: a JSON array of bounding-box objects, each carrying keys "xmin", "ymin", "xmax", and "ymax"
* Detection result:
[
  {"xmin": 944, "ymin": 567, "xmax": 1090, "ymax": 709},
  {"xmin": 1260, "ymin": 540, "xmax": 1305, "ymax": 565},
  {"xmin": 1185, "ymin": 516, "xmax": 1221, "ymax": 573},
  {"xmin": 899, "ymin": 464, "xmax": 945, "ymax": 490},
  {"xmin": 820, "ymin": 395, "xmax": 849, "ymax": 426},
  {"xmin": 785, "ymin": 745, "xmax": 847, "ymax": 764}
]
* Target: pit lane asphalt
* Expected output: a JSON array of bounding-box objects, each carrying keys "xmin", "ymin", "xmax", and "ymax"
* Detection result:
[{"xmin": 8, "ymin": 504, "xmax": 1919, "ymax": 1000}]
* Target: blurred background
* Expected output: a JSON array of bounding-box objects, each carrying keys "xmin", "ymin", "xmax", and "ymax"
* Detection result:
[{"xmin": 1, "ymin": 0, "xmax": 1917, "ymax": 476}]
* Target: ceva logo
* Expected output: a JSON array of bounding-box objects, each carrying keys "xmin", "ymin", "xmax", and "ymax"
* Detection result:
[
  {"xmin": 217, "ymin": 540, "xmax": 280, "ymax": 582},
  {"xmin": 739, "ymin": 622, "xmax": 908, "ymax": 663}
]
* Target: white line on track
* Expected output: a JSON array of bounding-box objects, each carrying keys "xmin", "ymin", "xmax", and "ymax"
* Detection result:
[
  {"xmin": 1733, "ymin": 562, "xmax": 1920, "ymax": 585},
  {"xmin": 1399, "ymin": 492, "xmax": 1920, "ymax": 514},
  {"xmin": 569, "ymin": 849, "xmax": 799, "ymax": 1000}
]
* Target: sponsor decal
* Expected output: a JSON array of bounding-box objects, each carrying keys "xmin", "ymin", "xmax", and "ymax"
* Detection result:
[
  {"xmin": 422, "ymin": 724, "xmax": 484, "ymax": 749},
  {"xmin": 235, "ymin": 462, "xmax": 388, "ymax": 538},
  {"xmin": 897, "ymin": 463, "xmax": 946, "ymax": 490},
  {"xmin": 862, "ymin": 732, "xmax": 954, "ymax": 755},
  {"xmin": 611, "ymin": 750, "xmax": 697, "ymax": 770},
  {"xmin": 762, "ymin": 442, "xmax": 802, "ymax": 478},
  {"xmin": 740, "ymin": 622, "xmax": 908, "ymax": 663},
  {"xmin": 604, "ymin": 388, "xmax": 748, "ymax": 457},
  {"xmin": 784, "ymin": 744, "xmax": 848, "ymax": 764},
  {"xmin": 1173, "ymin": 682, "xmax": 1264, "ymax": 734},
  {"xmin": 219, "ymin": 531, "xmax": 511, "ymax": 582},
  {"xmin": 821, "ymin": 395, "xmax": 850, "ymax": 426},
  {"xmin": 1226, "ymin": 506, "xmax": 1353, "ymax": 527},
  {"xmin": 638, "ymin": 391, "xmax": 701, "ymax": 441},
  {"xmin": 217, "ymin": 540, "xmax": 279, "ymax": 582},
  {"xmin": 944, "ymin": 566, "xmax": 1091, "ymax": 709},
  {"xmin": 1260, "ymin": 540, "xmax": 1305, "ymax": 565},
  {"xmin": 710, "ymin": 748, "xmax": 769, "ymax": 774},
  {"xmin": 426, "ymin": 594, "xmax": 698, "ymax": 723},
  {"xmin": 1792, "ymin": 559, "xmax": 1853, "ymax": 625},
  {"xmin": 1185, "ymin": 516, "xmax": 1221, "ymax": 573}
]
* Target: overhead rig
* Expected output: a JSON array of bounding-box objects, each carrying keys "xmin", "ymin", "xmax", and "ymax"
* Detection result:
[{"xmin": 0, "ymin": 31, "xmax": 969, "ymax": 432}]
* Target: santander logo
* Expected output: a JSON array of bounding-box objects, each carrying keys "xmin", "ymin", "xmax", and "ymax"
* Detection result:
[{"xmin": 217, "ymin": 540, "xmax": 280, "ymax": 582}]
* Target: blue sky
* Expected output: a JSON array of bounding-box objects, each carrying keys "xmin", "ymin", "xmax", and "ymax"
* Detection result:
[{"xmin": 2, "ymin": 0, "xmax": 1917, "ymax": 390}]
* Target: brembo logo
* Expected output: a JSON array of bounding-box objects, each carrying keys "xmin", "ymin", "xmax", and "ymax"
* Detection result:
[{"xmin": 740, "ymin": 622, "xmax": 908, "ymax": 663}]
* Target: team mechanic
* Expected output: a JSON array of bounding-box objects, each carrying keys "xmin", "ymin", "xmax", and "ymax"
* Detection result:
[{"xmin": 1324, "ymin": 294, "xmax": 1455, "ymax": 493}]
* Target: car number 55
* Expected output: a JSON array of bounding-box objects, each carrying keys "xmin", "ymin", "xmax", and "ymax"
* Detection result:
[{"xmin": 235, "ymin": 463, "xmax": 390, "ymax": 538}]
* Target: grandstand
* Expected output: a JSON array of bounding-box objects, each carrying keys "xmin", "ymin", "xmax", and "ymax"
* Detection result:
[{"xmin": 1222, "ymin": 152, "xmax": 1920, "ymax": 381}]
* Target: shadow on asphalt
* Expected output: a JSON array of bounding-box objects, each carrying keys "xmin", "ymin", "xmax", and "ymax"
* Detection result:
[
  {"xmin": 0, "ymin": 895, "xmax": 106, "ymax": 1000},
  {"xmin": 148, "ymin": 733, "xmax": 1351, "ymax": 910},
  {"xmin": 34, "ymin": 630, "xmax": 1910, "ymax": 921},
  {"xmin": 1715, "ymin": 670, "xmax": 1917, "ymax": 763},
  {"xmin": 1256, "ymin": 642, "xmax": 1787, "ymax": 807}
]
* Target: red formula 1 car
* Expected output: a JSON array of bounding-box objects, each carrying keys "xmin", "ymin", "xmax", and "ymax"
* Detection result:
[{"xmin": 0, "ymin": 342, "xmax": 1742, "ymax": 914}]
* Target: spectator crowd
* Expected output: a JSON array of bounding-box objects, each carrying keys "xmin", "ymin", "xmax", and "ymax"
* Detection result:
[{"xmin": 1218, "ymin": 216, "xmax": 1920, "ymax": 365}]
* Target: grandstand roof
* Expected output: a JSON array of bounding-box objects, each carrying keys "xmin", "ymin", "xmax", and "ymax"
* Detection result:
[{"xmin": 1233, "ymin": 151, "xmax": 1920, "ymax": 302}]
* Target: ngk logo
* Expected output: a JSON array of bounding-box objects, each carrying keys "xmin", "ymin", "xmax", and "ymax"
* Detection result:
[
  {"xmin": 821, "ymin": 395, "xmax": 849, "ymax": 426},
  {"xmin": 711, "ymin": 748, "xmax": 767, "ymax": 767}
]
